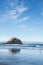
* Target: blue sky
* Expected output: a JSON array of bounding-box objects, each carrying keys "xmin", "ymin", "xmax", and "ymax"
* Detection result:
[{"xmin": 0, "ymin": 0, "xmax": 43, "ymax": 42}]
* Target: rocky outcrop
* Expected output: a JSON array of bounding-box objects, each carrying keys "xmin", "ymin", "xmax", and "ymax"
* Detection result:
[{"xmin": 7, "ymin": 37, "xmax": 22, "ymax": 44}]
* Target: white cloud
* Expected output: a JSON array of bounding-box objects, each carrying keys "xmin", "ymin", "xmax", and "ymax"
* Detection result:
[
  {"xmin": 7, "ymin": 0, "xmax": 18, "ymax": 7},
  {"xmin": 0, "ymin": 0, "xmax": 29, "ymax": 23},
  {"xmin": 0, "ymin": 10, "xmax": 21, "ymax": 22},
  {"xmin": 22, "ymin": 17, "xmax": 29, "ymax": 21},
  {"xmin": 9, "ymin": 10, "xmax": 17, "ymax": 15},
  {"xmin": 16, "ymin": 5, "xmax": 28, "ymax": 13},
  {"xmin": 18, "ymin": 16, "xmax": 29, "ymax": 22},
  {"xmin": 7, "ymin": 0, "xmax": 28, "ymax": 13}
]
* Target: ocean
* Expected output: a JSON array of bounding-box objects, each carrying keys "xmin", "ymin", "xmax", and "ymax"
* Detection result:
[{"xmin": 0, "ymin": 43, "xmax": 43, "ymax": 65}]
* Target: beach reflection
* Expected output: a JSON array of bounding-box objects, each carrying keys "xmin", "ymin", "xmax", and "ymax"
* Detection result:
[
  {"xmin": 9, "ymin": 48, "xmax": 21, "ymax": 54},
  {"xmin": 0, "ymin": 48, "xmax": 43, "ymax": 65}
]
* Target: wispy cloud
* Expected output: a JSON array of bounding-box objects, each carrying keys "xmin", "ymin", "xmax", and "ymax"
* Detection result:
[
  {"xmin": 16, "ymin": 5, "xmax": 28, "ymax": 13},
  {"xmin": 22, "ymin": 17, "xmax": 29, "ymax": 21},
  {"xmin": 0, "ymin": 0, "xmax": 29, "ymax": 23},
  {"xmin": 17, "ymin": 16, "xmax": 29, "ymax": 22}
]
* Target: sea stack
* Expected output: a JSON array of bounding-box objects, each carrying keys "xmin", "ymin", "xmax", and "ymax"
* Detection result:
[{"xmin": 7, "ymin": 37, "xmax": 22, "ymax": 44}]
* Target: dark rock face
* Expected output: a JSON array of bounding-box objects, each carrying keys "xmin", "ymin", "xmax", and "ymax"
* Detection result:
[{"xmin": 7, "ymin": 37, "xmax": 22, "ymax": 44}]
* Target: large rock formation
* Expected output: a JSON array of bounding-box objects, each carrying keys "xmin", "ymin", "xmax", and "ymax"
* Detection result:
[{"xmin": 7, "ymin": 37, "xmax": 22, "ymax": 44}]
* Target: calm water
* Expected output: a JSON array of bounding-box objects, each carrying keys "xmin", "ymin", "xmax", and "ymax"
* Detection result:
[{"xmin": 0, "ymin": 43, "xmax": 43, "ymax": 65}]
